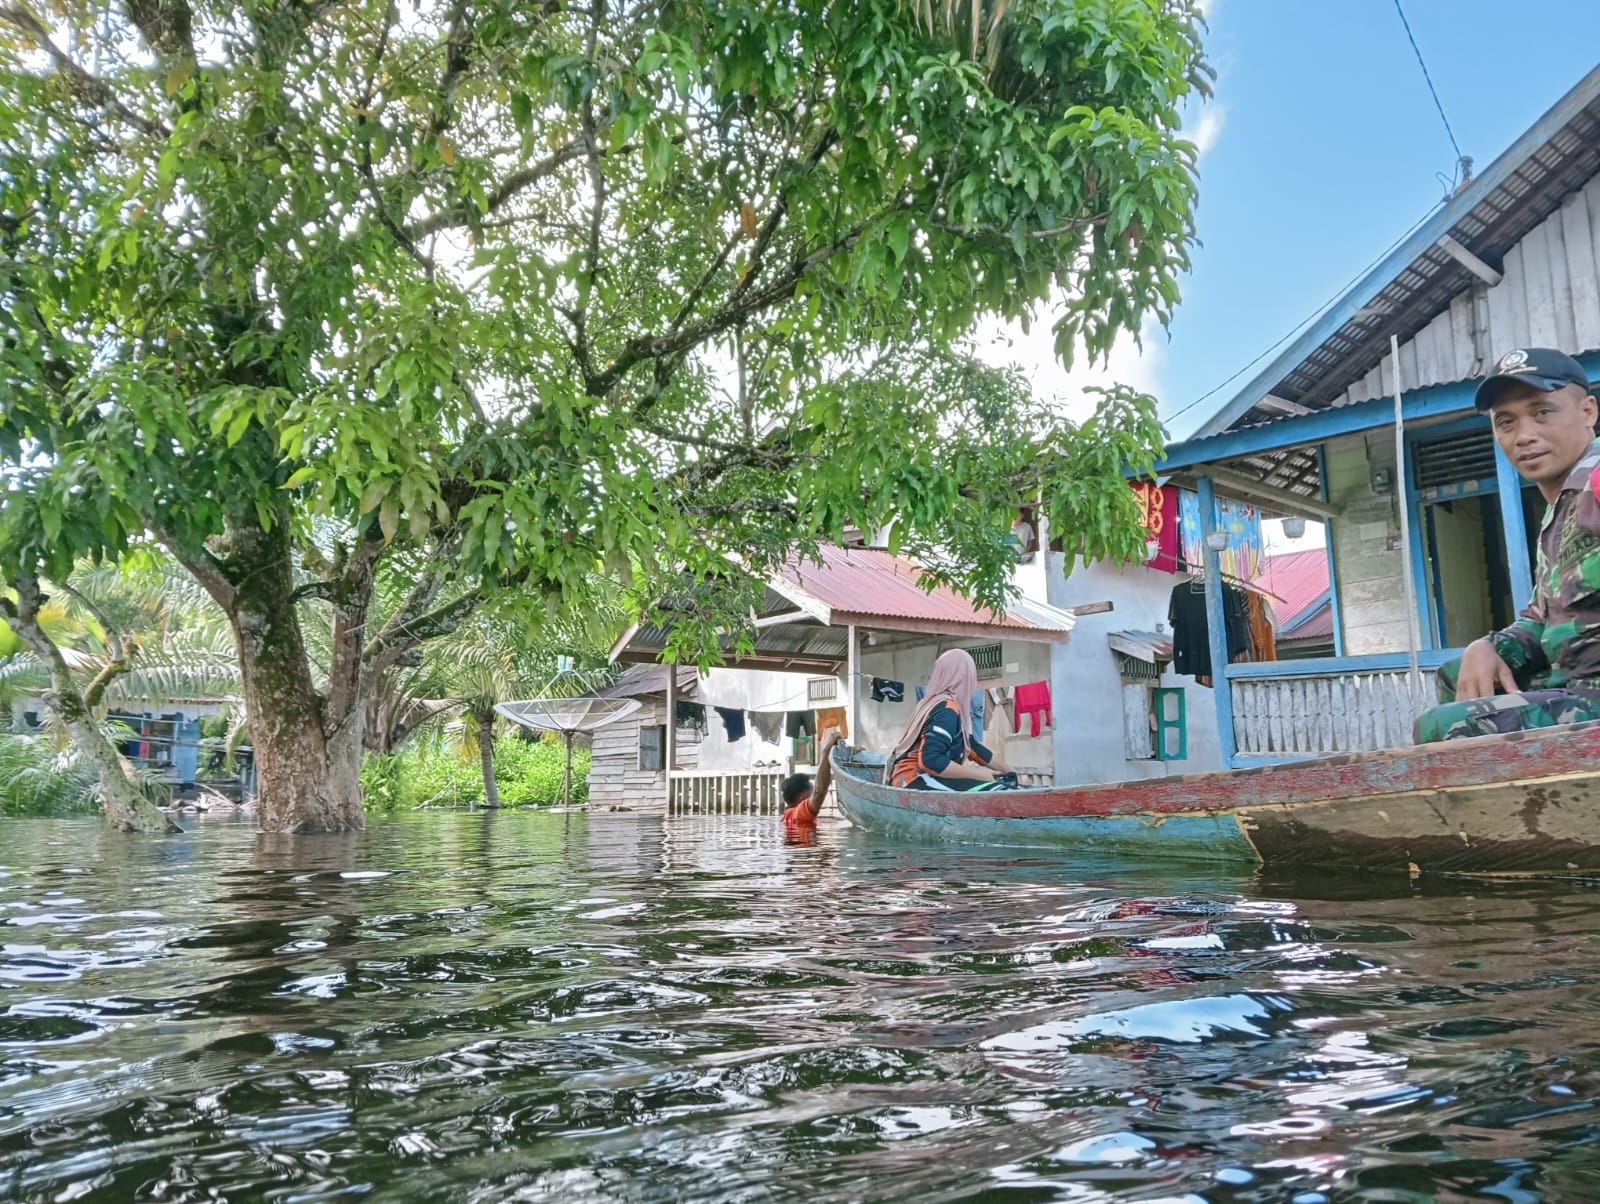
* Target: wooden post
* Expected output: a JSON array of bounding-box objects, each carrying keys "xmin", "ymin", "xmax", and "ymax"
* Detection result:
[
  {"xmin": 1495, "ymin": 441, "xmax": 1535, "ymax": 611},
  {"xmin": 663, "ymin": 667, "xmax": 676, "ymax": 815},
  {"xmin": 846, "ymin": 624, "xmax": 860, "ymax": 751},
  {"xmin": 1390, "ymin": 335, "xmax": 1423, "ymax": 696},
  {"xmin": 1195, "ymin": 475, "xmax": 1238, "ymax": 768}
]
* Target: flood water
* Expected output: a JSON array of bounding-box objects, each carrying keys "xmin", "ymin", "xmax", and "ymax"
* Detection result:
[{"xmin": 3, "ymin": 813, "xmax": 1600, "ymax": 1202}]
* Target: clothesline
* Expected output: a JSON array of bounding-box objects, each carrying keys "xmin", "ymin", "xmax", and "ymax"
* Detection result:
[{"xmin": 1174, "ymin": 558, "xmax": 1286, "ymax": 605}]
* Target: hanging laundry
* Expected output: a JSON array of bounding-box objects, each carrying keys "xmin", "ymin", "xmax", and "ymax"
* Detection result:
[
  {"xmin": 816, "ymin": 706, "xmax": 848, "ymax": 744},
  {"xmin": 870, "ymin": 677, "xmax": 905, "ymax": 703},
  {"xmin": 915, "ymin": 684, "xmax": 926, "ymax": 701},
  {"xmin": 1244, "ymin": 592, "xmax": 1277, "ymax": 663},
  {"xmin": 1130, "ymin": 481, "xmax": 1182, "ymax": 574},
  {"xmin": 674, "ymin": 701, "xmax": 707, "ymax": 733},
  {"xmin": 1168, "ymin": 580, "xmax": 1251, "ymax": 680},
  {"xmin": 970, "ymin": 689, "xmax": 985, "ymax": 742},
  {"xmin": 987, "ymin": 685, "xmax": 1015, "ymax": 733},
  {"xmin": 751, "ymin": 711, "xmax": 783, "ymax": 744},
  {"xmin": 715, "ymin": 707, "xmax": 746, "ymax": 742},
  {"xmin": 1014, "ymin": 681, "xmax": 1053, "ymax": 737},
  {"xmin": 785, "ymin": 711, "xmax": 815, "ymax": 739}
]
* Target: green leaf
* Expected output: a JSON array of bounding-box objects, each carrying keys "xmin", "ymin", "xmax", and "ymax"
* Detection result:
[
  {"xmin": 379, "ymin": 498, "xmax": 400, "ymax": 543},
  {"xmin": 359, "ymin": 477, "xmax": 393, "ymax": 514}
]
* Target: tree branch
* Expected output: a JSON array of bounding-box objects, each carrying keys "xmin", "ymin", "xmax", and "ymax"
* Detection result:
[
  {"xmin": 82, "ymin": 645, "xmax": 137, "ymax": 711},
  {"xmin": 0, "ymin": 4, "xmax": 170, "ymax": 139},
  {"xmin": 152, "ymin": 529, "xmax": 238, "ymax": 613},
  {"xmin": 324, "ymin": 532, "xmax": 385, "ymax": 735},
  {"xmin": 731, "ymin": 131, "xmax": 838, "ymax": 307},
  {"xmin": 407, "ymin": 143, "xmax": 585, "ymax": 239},
  {"xmin": 363, "ymin": 588, "xmax": 486, "ymax": 679},
  {"xmin": 125, "ymin": 0, "xmax": 197, "ymax": 66},
  {"xmin": 588, "ymin": 212, "xmax": 882, "ymax": 398}
]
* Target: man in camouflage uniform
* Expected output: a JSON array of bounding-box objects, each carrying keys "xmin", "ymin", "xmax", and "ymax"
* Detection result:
[{"xmin": 1415, "ymin": 347, "xmax": 1600, "ymax": 742}]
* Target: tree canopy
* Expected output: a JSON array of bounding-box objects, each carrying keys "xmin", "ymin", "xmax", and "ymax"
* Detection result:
[{"xmin": 1, "ymin": 0, "xmax": 1208, "ymax": 830}]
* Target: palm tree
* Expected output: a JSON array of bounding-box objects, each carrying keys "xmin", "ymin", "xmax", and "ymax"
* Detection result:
[{"xmin": 1, "ymin": 555, "xmax": 242, "ymax": 832}]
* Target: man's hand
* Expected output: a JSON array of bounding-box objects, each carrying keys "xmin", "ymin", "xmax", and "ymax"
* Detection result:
[{"xmin": 1455, "ymin": 638, "xmax": 1519, "ymax": 699}]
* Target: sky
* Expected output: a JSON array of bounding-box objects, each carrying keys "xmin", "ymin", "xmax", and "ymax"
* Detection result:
[{"xmin": 972, "ymin": 0, "xmax": 1600, "ymax": 443}]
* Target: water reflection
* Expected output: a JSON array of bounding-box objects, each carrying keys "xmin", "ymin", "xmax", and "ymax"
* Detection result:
[{"xmin": 3, "ymin": 812, "xmax": 1600, "ymax": 1201}]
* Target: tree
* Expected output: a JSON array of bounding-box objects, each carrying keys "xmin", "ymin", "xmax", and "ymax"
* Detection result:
[
  {"xmin": 1, "ymin": 0, "xmax": 1205, "ymax": 832},
  {"xmin": 1, "ymin": 574, "xmax": 179, "ymax": 832},
  {"xmin": 0, "ymin": 556, "xmax": 240, "ymax": 832}
]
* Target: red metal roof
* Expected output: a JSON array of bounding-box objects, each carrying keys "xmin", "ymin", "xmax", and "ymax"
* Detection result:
[
  {"xmin": 1259, "ymin": 550, "xmax": 1332, "ymax": 640},
  {"xmin": 774, "ymin": 545, "xmax": 1061, "ymax": 632}
]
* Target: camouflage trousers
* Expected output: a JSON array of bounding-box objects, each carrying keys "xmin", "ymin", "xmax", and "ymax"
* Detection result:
[{"xmin": 1412, "ymin": 656, "xmax": 1600, "ymax": 743}]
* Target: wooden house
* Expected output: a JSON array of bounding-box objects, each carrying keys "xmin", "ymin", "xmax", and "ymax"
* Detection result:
[{"xmin": 1153, "ymin": 63, "xmax": 1600, "ymax": 764}]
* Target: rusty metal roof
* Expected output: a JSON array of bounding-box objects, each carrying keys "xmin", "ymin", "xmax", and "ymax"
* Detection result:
[
  {"xmin": 773, "ymin": 545, "xmax": 1067, "ymax": 633},
  {"xmin": 613, "ymin": 545, "xmax": 1077, "ymax": 671},
  {"xmin": 590, "ymin": 664, "xmax": 699, "ymax": 699}
]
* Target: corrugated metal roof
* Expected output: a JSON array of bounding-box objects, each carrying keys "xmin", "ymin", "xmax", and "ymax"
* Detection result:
[
  {"xmin": 1283, "ymin": 595, "xmax": 1333, "ymax": 640},
  {"xmin": 775, "ymin": 545, "xmax": 1075, "ymax": 633},
  {"xmin": 1193, "ymin": 63, "xmax": 1600, "ymax": 443},
  {"xmin": 1259, "ymin": 551, "xmax": 1332, "ymax": 638},
  {"xmin": 615, "ymin": 545, "xmax": 1077, "ymax": 669},
  {"xmin": 591, "ymin": 664, "xmax": 699, "ymax": 698},
  {"xmin": 1108, "ymin": 631, "xmax": 1174, "ymax": 664}
]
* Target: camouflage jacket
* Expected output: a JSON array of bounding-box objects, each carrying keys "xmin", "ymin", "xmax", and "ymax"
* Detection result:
[{"xmin": 1489, "ymin": 439, "xmax": 1600, "ymax": 688}]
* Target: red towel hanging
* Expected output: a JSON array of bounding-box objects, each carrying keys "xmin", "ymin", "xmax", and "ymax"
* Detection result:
[{"xmin": 1014, "ymin": 681, "xmax": 1052, "ymax": 738}]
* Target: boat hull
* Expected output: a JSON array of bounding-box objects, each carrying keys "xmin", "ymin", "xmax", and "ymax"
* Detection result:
[{"xmin": 830, "ymin": 721, "xmax": 1600, "ymax": 874}]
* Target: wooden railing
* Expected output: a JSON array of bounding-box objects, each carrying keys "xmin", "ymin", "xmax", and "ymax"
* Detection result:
[
  {"xmin": 1229, "ymin": 664, "xmax": 1435, "ymax": 757},
  {"xmin": 668, "ymin": 769, "xmax": 788, "ymax": 815}
]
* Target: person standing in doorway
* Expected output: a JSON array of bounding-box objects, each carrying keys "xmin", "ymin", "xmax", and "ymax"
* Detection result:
[{"xmin": 1415, "ymin": 348, "xmax": 1600, "ymax": 741}]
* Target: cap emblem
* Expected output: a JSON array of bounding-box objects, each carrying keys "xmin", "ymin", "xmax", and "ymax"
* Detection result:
[{"xmin": 1498, "ymin": 349, "xmax": 1532, "ymax": 373}]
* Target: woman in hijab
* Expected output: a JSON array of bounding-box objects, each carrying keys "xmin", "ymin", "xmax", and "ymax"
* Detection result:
[{"xmin": 888, "ymin": 649, "xmax": 1010, "ymax": 790}]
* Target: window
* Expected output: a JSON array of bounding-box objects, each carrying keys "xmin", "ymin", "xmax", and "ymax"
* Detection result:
[
  {"xmin": 807, "ymin": 677, "xmax": 837, "ymax": 703},
  {"xmin": 639, "ymin": 724, "xmax": 665, "ymax": 771},
  {"xmin": 968, "ymin": 643, "xmax": 1003, "ymax": 678},
  {"xmin": 1122, "ymin": 685, "xmax": 1186, "ymax": 761},
  {"xmin": 1122, "ymin": 685, "xmax": 1155, "ymax": 759}
]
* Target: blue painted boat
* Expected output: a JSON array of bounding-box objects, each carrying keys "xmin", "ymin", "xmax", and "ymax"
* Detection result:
[{"xmin": 828, "ymin": 721, "xmax": 1600, "ymax": 874}]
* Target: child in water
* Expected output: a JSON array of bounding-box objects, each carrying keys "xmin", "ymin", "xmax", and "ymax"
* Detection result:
[{"xmin": 780, "ymin": 730, "xmax": 840, "ymax": 837}]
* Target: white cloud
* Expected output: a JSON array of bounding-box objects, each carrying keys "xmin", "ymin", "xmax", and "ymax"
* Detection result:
[
  {"xmin": 1190, "ymin": 103, "xmax": 1227, "ymax": 158},
  {"xmin": 970, "ymin": 311, "xmax": 1166, "ymax": 423}
]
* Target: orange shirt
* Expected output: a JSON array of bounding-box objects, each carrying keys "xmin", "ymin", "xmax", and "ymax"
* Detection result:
[{"xmin": 781, "ymin": 800, "xmax": 818, "ymax": 831}]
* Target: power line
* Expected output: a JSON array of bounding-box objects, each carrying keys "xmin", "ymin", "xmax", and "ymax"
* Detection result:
[
  {"xmin": 1392, "ymin": 0, "xmax": 1466, "ymax": 176},
  {"xmin": 1164, "ymin": 202, "xmax": 1443, "ymax": 425},
  {"xmin": 1166, "ymin": 3, "xmax": 1469, "ymax": 432}
]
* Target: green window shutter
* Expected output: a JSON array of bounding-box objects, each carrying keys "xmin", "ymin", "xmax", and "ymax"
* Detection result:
[{"xmin": 1153, "ymin": 688, "xmax": 1187, "ymax": 761}]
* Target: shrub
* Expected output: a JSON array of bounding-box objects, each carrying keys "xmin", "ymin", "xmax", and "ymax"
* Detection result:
[{"xmin": 360, "ymin": 734, "xmax": 588, "ymax": 812}]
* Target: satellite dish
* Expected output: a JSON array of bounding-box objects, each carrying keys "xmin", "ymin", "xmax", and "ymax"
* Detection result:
[{"xmin": 494, "ymin": 691, "xmax": 642, "ymax": 809}]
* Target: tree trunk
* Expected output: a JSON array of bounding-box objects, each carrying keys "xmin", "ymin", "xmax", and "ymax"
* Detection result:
[
  {"xmin": 477, "ymin": 720, "xmax": 501, "ymax": 809},
  {"xmin": 216, "ymin": 524, "xmax": 368, "ymax": 834},
  {"xmin": 5, "ymin": 578, "xmax": 180, "ymax": 835}
]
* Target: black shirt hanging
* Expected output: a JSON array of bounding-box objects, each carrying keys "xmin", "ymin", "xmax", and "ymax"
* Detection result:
[{"xmin": 1168, "ymin": 579, "xmax": 1251, "ymax": 678}]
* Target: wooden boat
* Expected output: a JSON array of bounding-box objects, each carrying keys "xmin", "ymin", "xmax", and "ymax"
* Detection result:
[{"xmin": 829, "ymin": 720, "xmax": 1600, "ymax": 874}]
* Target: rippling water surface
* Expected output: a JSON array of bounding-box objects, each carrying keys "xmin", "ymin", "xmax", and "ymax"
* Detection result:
[{"xmin": 4, "ymin": 811, "xmax": 1600, "ymax": 1201}]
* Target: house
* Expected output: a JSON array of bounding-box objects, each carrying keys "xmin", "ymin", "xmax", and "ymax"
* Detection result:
[
  {"xmin": 600, "ymin": 540, "xmax": 1234, "ymax": 807},
  {"xmin": 8, "ymin": 654, "xmax": 246, "ymax": 795},
  {"xmin": 601, "ymin": 545, "xmax": 1098, "ymax": 809},
  {"xmin": 1258, "ymin": 550, "xmax": 1334, "ymax": 659},
  {"xmin": 585, "ymin": 663, "xmax": 804, "ymax": 811},
  {"xmin": 1152, "ymin": 63, "xmax": 1600, "ymax": 765}
]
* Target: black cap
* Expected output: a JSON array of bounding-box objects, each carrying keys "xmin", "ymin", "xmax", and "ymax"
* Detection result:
[{"xmin": 1474, "ymin": 347, "xmax": 1592, "ymax": 410}]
